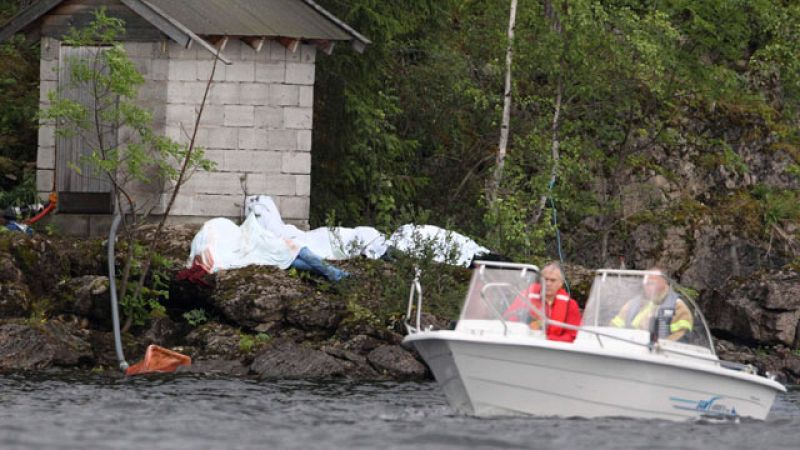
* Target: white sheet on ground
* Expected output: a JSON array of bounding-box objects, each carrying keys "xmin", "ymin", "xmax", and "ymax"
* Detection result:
[
  {"xmin": 187, "ymin": 213, "xmax": 299, "ymax": 272},
  {"xmin": 244, "ymin": 195, "xmax": 389, "ymax": 260},
  {"xmin": 242, "ymin": 195, "xmax": 489, "ymax": 266},
  {"xmin": 243, "ymin": 195, "xmax": 304, "ymax": 239},
  {"xmin": 388, "ymin": 224, "xmax": 490, "ymax": 267}
]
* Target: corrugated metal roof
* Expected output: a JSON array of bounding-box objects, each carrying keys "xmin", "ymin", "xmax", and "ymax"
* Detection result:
[
  {"xmin": 0, "ymin": 0, "xmax": 369, "ymax": 55},
  {"xmin": 146, "ymin": 0, "xmax": 352, "ymax": 40}
]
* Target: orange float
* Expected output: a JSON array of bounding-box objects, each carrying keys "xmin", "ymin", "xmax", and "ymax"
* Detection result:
[{"xmin": 125, "ymin": 345, "xmax": 191, "ymax": 376}]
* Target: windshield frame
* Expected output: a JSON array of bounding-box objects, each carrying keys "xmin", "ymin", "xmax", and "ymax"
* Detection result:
[{"xmin": 583, "ymin": 269, "xmax": 716, "ymax": 355}]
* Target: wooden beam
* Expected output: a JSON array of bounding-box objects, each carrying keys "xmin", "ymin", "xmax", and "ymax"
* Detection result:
[
  {"xmin": 208, "ymin": 35, "xmax": 228, "ymax": 51},
  {"xmin": 351, "ymin": 40, "xmax": 366, "ymax": 54},
  {"xmin": 121, "ymin": 0, "xmax": 231, "ymax": 64},
  {"xmin": 0, "ymin": 0, "xmax": 62, "ymax": 43},
  {"xmin": 277, "ymin": 36, "xmax": 300, "ymax": 54},
  {"xmin": 242, "ymin": 36, "xmax": 265, "ymax": 53},
  {"xmin": 314, "ymin": 39, "xmax": 335, "ymax": 55},
  {"xmin": 120, "ymin": 0, "xmax": 191, "ymax": 48},
  {"xmin": 301, "ymin": 0, "xmax": 372, "ymax": 50}
]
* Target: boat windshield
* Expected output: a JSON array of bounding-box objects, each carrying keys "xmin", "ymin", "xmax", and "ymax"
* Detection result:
[
  {"xmin": 582, "ymin": 270, "xmax": 715, "ymax": 353},
  {"xmin": 460, "ymin": 261, "xmax": 542, "ymax": 323}
]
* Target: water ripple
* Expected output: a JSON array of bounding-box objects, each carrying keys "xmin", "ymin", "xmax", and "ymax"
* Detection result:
[{"xmin": 0, "ymin": 373, "xmax": 798, "ymax": 449}]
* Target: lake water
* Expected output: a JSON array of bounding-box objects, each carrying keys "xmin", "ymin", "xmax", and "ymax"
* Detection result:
[{"xmin": 1, "ymin": 373, "xmax": 798, "ymax": 449}]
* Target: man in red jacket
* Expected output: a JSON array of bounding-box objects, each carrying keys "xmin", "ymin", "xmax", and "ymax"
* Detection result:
[{"xmin": 502, "ymin": 262, "xmax": 582, "ymax": 342}]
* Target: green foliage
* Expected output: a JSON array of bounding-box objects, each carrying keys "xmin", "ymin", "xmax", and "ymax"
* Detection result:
[
  {"xmin": 751, "ymin": 185, "xmax": 800, "ymax": 227},
  {"xmin": 310, "ymin": 0, "xmax": 800, "ymax": 268},
  {"xmin": 182, "ymin": 308, "xmax": 208, "ymax": 327},
  {"xmin": 343, "ymin": 297, "xmax": 381, "ymax": 327},
  {"xmin": 25, "ymin": 298, "xmax": 50, "ymax": 327},
  {"xmin": 0, "ymin": 2, "xmax": 38, "ymax": 162},
  {"xmin": 238, "ymin": 332, "xmax": 271, "ymax": 354},
  {"xmin": 378, "ymin": 238, "xmax": 470, "ymax": 321},
  {"xmin": 0, "ymin": 165, "xmax": 36, "ymax": 209},
  {"xmin": 312, "ymin": 1, "xmax": 445, "ymax": 228},
  {"xmin": 673, "ymin": 284, "xmax": 700, "ymax": 303},
  {"xmin": 118, "ymin": 242, "xmax": 170, "ymax": 327},
  {"xmin": 481, "ymin": 191, "xmax": 551, "ymax": 261}
]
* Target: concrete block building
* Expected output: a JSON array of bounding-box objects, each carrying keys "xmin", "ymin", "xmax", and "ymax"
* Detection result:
[{"xmin": 0, "ymin": 0, "xmax": 368, "ymax": 234}]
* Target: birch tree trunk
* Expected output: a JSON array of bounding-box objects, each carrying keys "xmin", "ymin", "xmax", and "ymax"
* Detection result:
[
  {"xmin": 486, "ymin": 0, "xmax": 518, "ymax": 205},
  {"xmin": 529, "ymin": 0, "xmax": 565, "ymax": 227},
  {"xmin": 529, "ymin": 71, "xmax": 563, "ymax": 226}
]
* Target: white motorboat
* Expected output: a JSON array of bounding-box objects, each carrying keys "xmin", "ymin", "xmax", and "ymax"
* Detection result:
[{"xmin": 402, "ymin": 262, "xmax": 785, "ymax": 420}]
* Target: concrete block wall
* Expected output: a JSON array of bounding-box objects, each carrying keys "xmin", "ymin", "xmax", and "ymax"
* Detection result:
[
  {"xmin": 36, "ymin": 39, "xmax": 170, "ymax": 209},
  {"xmin": 165, "ymin": 39, "xmax": 316, "ymax": 227},
  {"xmin": 36, "ymin": 37, "xmax": 316, "ymax": 229},
  {"xmin": 36, "ymin": 36, "xmax": 59, "ymax": 201},
  {"xmin": 123, "ymin": 41, "xmax": 169, "ymax": 214}
]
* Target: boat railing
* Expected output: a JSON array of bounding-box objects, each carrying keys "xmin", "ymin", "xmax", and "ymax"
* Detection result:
[
  {"xmin": 472, "ymin": 261, "xmax": 541, "ymax": 337},
  {"xmin": 478, "ymin": 282, "xmax": 517, "ymax": 336},
  {"xmin": 404, "ymin": 267, "xmax": 424, "ymax": 333},
  {"xmin": 544, "ymin": 317, "xmax": 732, "ymax": 367}
]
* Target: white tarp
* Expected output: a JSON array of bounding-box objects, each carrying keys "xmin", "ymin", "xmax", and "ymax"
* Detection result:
[
  {"xmin": 243, "ymin": 195, "xmax": 389, "ymax": 260},
  {"xmin": 242, "ymin": 195, "xmax": 490, "ymax": 267},
  {"xmin": 187, "ymin": 213, "xmax": 299, "ymax": 273},
  {"xmin": 388, "ymin": 224, "xmax": 490, "ymax": 267}
]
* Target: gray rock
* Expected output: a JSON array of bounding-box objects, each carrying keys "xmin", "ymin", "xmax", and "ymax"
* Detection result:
[
  {"xmin": 88, "ymin": 330, "xmax": 124, "ymax": 367},
  {"xmin": 343, "ymin": 334, "xmax": 383, "ymax": 353},
  {"xmin": 250, "ymin": 339, "xmax": 345, "ymax": 379},
  {"xmin": 367, "ymin": 345, "xmax": 427, "ymax": 380},
  {"xmin": 0, "ymin": 320, "xmax": 93, "ymax": 371},
  {"xmin": 211, "ymin": 267, "xmax": 294, "ymax": 328},
  {"xmin": 176, "ymin": 359, "xmax": 250, "ymax": 377},
  {"xmin": 285, "ymin": 294, "xmax": 346, "ymax": 332},
  {"xmin": 8, "ymin": 235, "xmax": 70, "ymax": 298},
  {"xmin": 185, "ymin": 322, "xmax": 243, "ymax": 358},
  {"xmin": 681, "ymin": 227, "xmax": 766, "ymax": 291},
  {"xmin": 0, "ymin": 253, "xmax": 22, "ymax": 283},
  {"xmin": 141, "ymin": 316, "xmax": 182, "ymax": 347},
  {"xmin": 210, "ymin": 265, "xmax": 350, "ymax": 335},
  {"xmin": 0, "ymin": 282, "xmax": 31, "ymax": 318},
  {"xmin": 715, "ymin": 339, "xmax": 800, "ymax": 384},
  {"xmin": 53, "ymin": 275, "xmax": 109, "ymax": 320},
  {"xmin": 704, "ymin": 270, "xmax": 800, "ymax": 346},
  {"xmin": 320, "ymin": 344, "xmax": 380, "ymax": 379}
]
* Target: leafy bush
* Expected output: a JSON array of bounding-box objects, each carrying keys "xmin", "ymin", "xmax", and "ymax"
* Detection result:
[
  {"xmin": 0, "ymin": 164, "xmax": 36, "ymax": 209},
  {"xmin": 238, "ymin": 332, "xmax": 271, "ymax": 354},
  {"xmin": 182, "ymin": 308, "xmax": 208, "ymax": 327},
  {"xmin": 118, "ymin": 243, "xmax": 170, "ymax": 327}
]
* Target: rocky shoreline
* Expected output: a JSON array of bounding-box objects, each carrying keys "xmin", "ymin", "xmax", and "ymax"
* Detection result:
[{"xmin": 1, "ymin": 228, "xmax": 799, "ymax": 384}]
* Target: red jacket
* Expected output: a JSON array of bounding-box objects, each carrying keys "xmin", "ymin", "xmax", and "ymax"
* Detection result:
[{"xmin": 502, "ymin": 283, "xmax": 582, "ymax": 342}]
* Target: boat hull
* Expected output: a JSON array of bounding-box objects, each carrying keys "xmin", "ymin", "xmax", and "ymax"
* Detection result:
[{"xmin": 406, "ymin": 332, "xmax": 781, "ymax": 420}]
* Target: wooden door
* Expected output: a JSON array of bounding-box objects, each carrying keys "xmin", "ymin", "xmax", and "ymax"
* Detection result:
[{"xmin": 56, "ymin": 46, "xmax": 116, "ymax": 213}]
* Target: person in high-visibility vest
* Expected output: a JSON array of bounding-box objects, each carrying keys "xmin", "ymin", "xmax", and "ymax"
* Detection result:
[
  {"xmin": 610, "ymin": 267, "xmax": 694, "ymax": 341},
  {"xmin": 502, "ymin": 262, "xmax": 582, "ymax": 342}
]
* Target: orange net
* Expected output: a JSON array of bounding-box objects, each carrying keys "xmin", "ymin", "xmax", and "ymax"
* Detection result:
[{"xmin": 125, "ymin": 345, "xmax": 191, "ymax": 376}]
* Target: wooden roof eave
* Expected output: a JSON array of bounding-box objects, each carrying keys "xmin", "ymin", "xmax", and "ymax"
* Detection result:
[
  {"xmin": 0, "ymin": 0, "xmax": 62, "ymax": 43},
  {"xmin": 204, "ymin": 35, "xmax": 334, "ymax": 56},
  {"xmin": 0, "ymin": 0, "xmax": 231, "ymax": 64},
  {"xmin": 301, "ymin": 0, "xmax": 370, "ymax": 53},
  {"xmin": 122, "ymin": 0, "xmax": 231, "ymax": 64}
]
